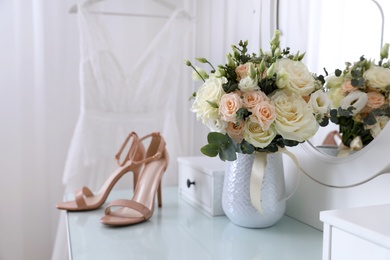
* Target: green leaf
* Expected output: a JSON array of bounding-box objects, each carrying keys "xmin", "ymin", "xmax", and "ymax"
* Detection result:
[
  {"xmin": 222, "ymin": 81, "xmax": 238, "ymax": 93},
  {"xmin": 240, "ymin": 140, "xmax": 255, "ymax": 154},
  {"xmin": 319, "ymin": 116, "xmax": 329, "ymax": 127},
  {"xmin": 236, "ymin": 108, "xmax": 251, "ymax": 124},
  {"xmin": 204, "ymin": 132, "xmax": 238, "ymax": 161},
  {"xmin": 207, "ymin": 132, "xmax": 229, "ymax": 145},
  {"xmin": 335, "ymin": 69, "xmax": 342, "ymax": 77},
  {"xmin": 364, "ymin": 113, "xmax": 377, "ymax": 126},
  {"xmin": 200, "ymin": 143, "xmax": 219, "ymax": 157}
]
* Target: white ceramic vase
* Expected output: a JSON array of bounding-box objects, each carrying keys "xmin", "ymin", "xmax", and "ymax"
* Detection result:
[{"xmin": 222, "ymin": 152, "xmax": 286, "ymax": 228}]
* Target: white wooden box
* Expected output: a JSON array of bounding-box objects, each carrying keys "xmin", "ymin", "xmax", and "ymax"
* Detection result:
[
  {"xmin": 177, "ymin": 156, "xmax": 226, "ymax": 216},
  {"xmin": 320, "ymin": 204, "xmax": 390, "ymax": 260}
]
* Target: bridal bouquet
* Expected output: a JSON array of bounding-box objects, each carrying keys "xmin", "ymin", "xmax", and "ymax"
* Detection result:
[
  {"xmin": 185, "ymin": 30, "xmax": 328, "ymax": 161},
  {"xmin": 326, "ymin": 43, "xmax": 390, "ymax": 148}
]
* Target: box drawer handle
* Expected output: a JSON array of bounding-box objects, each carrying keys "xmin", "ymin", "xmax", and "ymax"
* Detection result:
[{"xmin": 186, "ymin": 179, "xmax": 195, "ymax": 188}]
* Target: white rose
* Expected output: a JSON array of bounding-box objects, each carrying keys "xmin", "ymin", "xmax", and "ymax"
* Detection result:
[
  {"xmin": 340, "ymin": 91, "xmax": 368, "ymax": 115},
  {"xmin": 244, "ymin": 121, "xmax": 277, "ymax": 148},
  {"xmin": 271, "ymin": 90, "xmax": 319, "ymax": 142},
  {"xmin": 238, "ymin": 76, "xmax": 259, "ymax": 92},
  {"xmin": 190, "ymin": 77, "xmax": 227, "ymax": 123},
  {"xmin": 369, "ymin": 116, "xmax": 390, "ymax": 138},
  {"xmin": 205, "ymin": 118, "xmax": 227, "ymax": 134},
  {"xmin": 309, "ymin": 89, "xmax": 330, "ymax": 116},
  {"xmin": 275, "ymin": 58, "xmax": 316, "ymax": 96},
  {"xmin": 364, "ymin": 65, "xmax": 390, "ymax": 90}
]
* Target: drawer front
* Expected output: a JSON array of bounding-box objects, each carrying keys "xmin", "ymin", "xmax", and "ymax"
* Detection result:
[
  {"xmin": 179, "ymin": 164, "xmax": 213, "ymax": 208},
  {"xmin": 330, "ymin": 227, "xmax": 390, "ymax": 260}
]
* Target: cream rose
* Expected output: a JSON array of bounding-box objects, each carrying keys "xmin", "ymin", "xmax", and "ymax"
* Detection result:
[
  {"xmin": 242, "ymin": 91, "xmax": 269, "ymax": 109},
  {"xmin": 275, "ymin": 58, "xmax": 316, "ymax": 96},
  {"xmin": 340, "ymin": 91, "xmax": 368, "ymax": 115},
  {"xmin": 309, "ymin": 89, "xmax": 330, "ymax": 116},
  {"xmin": 364, "ymin": 65, "xmax": 390, "ymax": 90},
  {"xmin": 218, "ymin": 92, "xmax": 243, "ymax": 122},
  {"xmin": 271, "ymin": 90, "xmax": 318, "ymax": 142},
  {"xmin": 226, "ymin": 121, "xmax": 245, "ymax": 143},
  {"xmin": 244, "ymin": 121, "xmax": 277, "ymax": 148},
  {"xmin": 249, "ymin": 101, "xmax": 276, "ymax": 131},
  {"xmin": 366, "ymin": 91, "xmax": 385, "ymax": 109}
]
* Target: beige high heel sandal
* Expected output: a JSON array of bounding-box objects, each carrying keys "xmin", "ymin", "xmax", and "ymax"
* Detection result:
[
  {"xmin": 56, "ymin": 132, "xmax": 145, "ymax": 211},
  {"xmin": 100, "ymin": 132, "xmax": 169, "ymax": 226}
]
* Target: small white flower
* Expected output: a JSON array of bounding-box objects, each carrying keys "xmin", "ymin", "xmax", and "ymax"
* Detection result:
[
  {"xmin": 238, "ymin": 76, "xmax": 259, "ymax": 92},
  {"xmin": 309, "ymin": 89, "xmax": 331, "ymax": 116},
  {"xmin": 339, "ymin": 91, "xmax": 368, "ymax": 115}
]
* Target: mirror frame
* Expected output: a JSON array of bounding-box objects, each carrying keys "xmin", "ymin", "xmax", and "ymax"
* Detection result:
[{"xmin": 288, "ymin": 123, "xmax": 390, "ymax": 188}]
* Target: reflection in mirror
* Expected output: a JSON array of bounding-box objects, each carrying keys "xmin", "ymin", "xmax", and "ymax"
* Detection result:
[{"xmin": 278, "ymin": 0, "xmax": 389, "ymax": 157}]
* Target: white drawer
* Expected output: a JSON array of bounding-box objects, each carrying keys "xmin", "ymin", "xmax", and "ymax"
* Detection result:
[
  {"xmin": 177, "ymin": 156, "xmax": 226, "ymax": 216},
  {"xmin": 321, "ymin": 204, "xmax": 390, "ymax": 260}
]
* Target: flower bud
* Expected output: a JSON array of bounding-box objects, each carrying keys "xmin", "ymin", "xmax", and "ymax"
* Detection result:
[
  {"xmin": 192, "ymin": 66, "xmax": 208, "ymax": 81},
  {"xmin": 270, "ymin": 30, "xmax": 281, "ymax": 48},
  {"xmin": 380, "ymin": 43, "xmax": 389, "ymax": 60},
  {"xmin": 266, "ymin": 63, "xmax": 276, "ymax": 78},
  {"xmin": 248, "ymin": 63, "xmax": 257, "ymax": 79},
  {"xmin": 293, "ymin": 51, "xmax": 300, "ymax": 61},
  {"xmin": 231, "ymin": 45, "xmax": 240, "ymax": 59},
  {"xmin": 215, "ymin": 66, "xmax": 226, "ymax": 77},
  {"xmin": 226, "ymin": 53, "xmax": 235, "ymax": 68},
  {"xmin": 184, "ymin": 60, "xmax": 192, "ymax": 66},
  {"xmin": 259, "ymin": 59, "xmax": 266, "ymax": 72},
  {"xmin": 196, "ymin": 57, "xmax": 208, "ymax": 63},
  {"xmin": 274, "ymin": 47, "xmax": 281, "ymax": 57}
]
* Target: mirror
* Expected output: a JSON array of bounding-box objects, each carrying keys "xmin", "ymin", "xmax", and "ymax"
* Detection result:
[
  {"xmin": 271, "ymin": 0, "xmax": 390, "ymax": 232},
  {"xmin": 279, "ymin": 0, "xmax": 389, "ymax": 159}
]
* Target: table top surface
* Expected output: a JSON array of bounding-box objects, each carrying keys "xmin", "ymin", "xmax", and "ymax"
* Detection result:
[{"xmin": 66, "ymin": 187, "xmax": 323, "ymax": 260}]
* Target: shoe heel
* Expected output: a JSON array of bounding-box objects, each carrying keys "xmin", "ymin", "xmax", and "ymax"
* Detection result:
[{"xmin": 157, "ymin": 181, "xmax": 162, "ymax": 208}]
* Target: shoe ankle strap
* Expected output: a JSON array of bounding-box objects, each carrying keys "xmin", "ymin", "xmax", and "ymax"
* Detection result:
[
  {"xmin": 115, "ymin": 132, "xmax": 139, "ymax": 167},
  {"xmin": 134, "ymin": 132, "xmax": 166, "ymax": 165}
]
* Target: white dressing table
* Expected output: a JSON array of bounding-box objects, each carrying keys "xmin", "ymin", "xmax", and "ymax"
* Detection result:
[{"xmin": 65, "ymin": 187, "xmax": 322, "ymax": 259}]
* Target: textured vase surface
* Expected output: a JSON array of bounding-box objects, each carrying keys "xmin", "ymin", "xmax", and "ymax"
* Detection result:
[{"xmin": 222, "ymin": 152, "xmax": 286, "ymax": 228}]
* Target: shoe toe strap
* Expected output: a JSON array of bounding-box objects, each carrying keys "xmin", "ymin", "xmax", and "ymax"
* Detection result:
[
  {"xmin": 75, "ymin": 186, "xmax": 94, "ymax": 208},
  {"xmin": 104, "ymin": 199, "xmax": 152, "ymax": 220}
]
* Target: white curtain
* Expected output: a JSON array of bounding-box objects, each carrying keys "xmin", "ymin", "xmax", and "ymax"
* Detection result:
[
  {"xmin": 190, "ymin": 0, "xmax": 279, "ymax": 154},
  {"xmin": 0, "ymin": 0, "xmax": 80, "ymax": 259},
  {"xmin": 0, "ymin": 0, "xmax": 281, "ymax": 259}
]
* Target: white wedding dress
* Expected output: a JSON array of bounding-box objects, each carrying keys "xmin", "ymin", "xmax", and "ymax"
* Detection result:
[
  {"xmin": 63, "ymin": 3, "xmax": 192, "ymax": 192},
  {"xmin": 52, "ymin": 2, "xmax": 192, "ymax": 259}
]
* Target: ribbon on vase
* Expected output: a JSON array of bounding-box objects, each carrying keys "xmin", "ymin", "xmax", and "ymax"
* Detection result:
[{"xmin": 249, "ymin": 148, "xmax": 301, "ymax": 214}]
